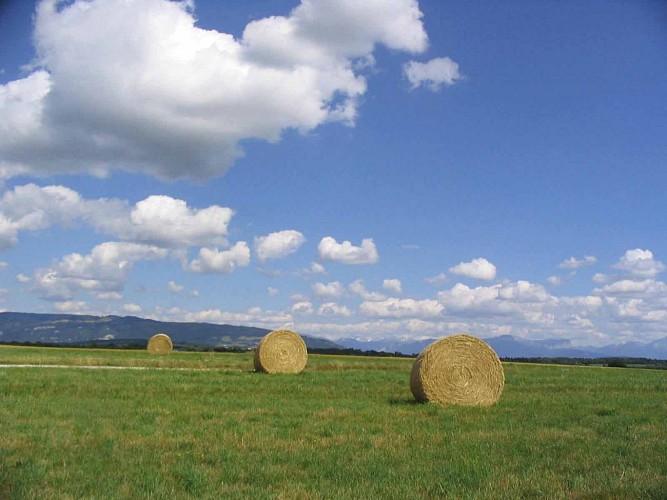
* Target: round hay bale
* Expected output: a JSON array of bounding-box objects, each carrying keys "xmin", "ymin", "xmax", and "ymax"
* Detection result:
[
  {"xmin": 254, "ymin": 329, "xmax": 307, "ymax": 374},
  {"xmin": 147, "ymin": 333, "xmax": 173, "ymax": 355},
  {"xmin": 410, "ymin": 334, "xmax": 504, "ymax": 406}
]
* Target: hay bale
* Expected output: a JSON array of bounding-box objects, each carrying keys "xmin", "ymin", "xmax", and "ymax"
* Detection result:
[
  {"xmin": 147, "ymin": 333, "xmax": 173, "ymax": 355},
  {"xmin": 410, "ymin": 334, "xmax": 504, "ymax": 406},
  {"xmin": 254, "ymin": 329, "xmax": 307, "ymax": 374}
]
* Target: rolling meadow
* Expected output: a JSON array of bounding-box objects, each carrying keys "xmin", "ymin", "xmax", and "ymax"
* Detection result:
[{"xmin": 1, "ymin": 345, "xmax": 666, "ymax": 498}]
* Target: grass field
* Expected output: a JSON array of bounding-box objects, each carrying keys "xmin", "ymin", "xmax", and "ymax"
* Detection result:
[{"xmin": 1, "ymin": 346, "xmax": 666, "ymax": 498}]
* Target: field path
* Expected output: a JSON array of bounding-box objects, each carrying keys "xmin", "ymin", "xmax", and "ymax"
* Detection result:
[{"xmin": 0, "ymin": 364, "xmax": 226, "ymax": 371}]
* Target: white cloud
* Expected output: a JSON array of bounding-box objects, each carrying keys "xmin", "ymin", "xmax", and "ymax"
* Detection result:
[
  {"xmin": 383, "ymin": 278, "xmax": 402, "ymax": 293},
  {"xmin": 594, "ymin": 279, "xmax": 665, "ymax": 296},
  {"xmin": 16, "ymin": 274, "xmax": 30, "ymax": 283},
  {"xmin": 360, "ymin": 298, "xmax": 443, "ymax": 318},
  {"xmin": 30, "ymin": 242, "xmax": 168, "ymax": 301},
  {"xmin": 310, "ymin": 262, "xmax": 326, "ymax": 274},
  {"xmin": 254, "ymin": 230, "xmax": 305, "ymax": 262},
  {"xmin": 0, "ymin": 0, "xmax": 428, "ymax": 180},
  {"xmin": 613, "ymin": 249, "xmax": 665, "ymax": 278},
  {"xmin": 123, "ymin": 303, "xmax": 142, "ymax": 314},
  {"xmin": 312, "ymin": 281, "xmax": 345, "ymax": 298},
  {"xmin": 296, "ymin": 318, "xmax": 448, "ymax": 340},
  {"xmin": 317, "ymin": 236, "xmax": 378, "ymax": 265},
  {"xmin": 349, "ymin": 279, "xmax": 386, "ymax": 301},
  {"xmin": 547, "ymin": 276, "xmax": 562, "ymax": 286},
  {"xmin": 291, "ymin": 301, "xmax": 314, "ymax": 315},
  {"xmin": 403, "ymin": 57, "xmax": 462, "ymax": 91},
  {"xmin": 188, "ymin": 241, "xmax": 250, "ymax": 274},
  {"xmin": 559, "ymin": 255, "xmax": 597, "ymax": 269},
  {"xmin": 449, "ymin": 258, "xmax": 496, "ymax": 281},
  {"xmin": 318, "ymin": 302, "xmax": 352, "ymax": 317},
  {"xmin": 437, "ymin": 283, "xmax": 501, "ymax": 312},
  {"xmin": 0, "ymin": 184, "xmax": 233, "ymax": 250},
  {"xmin": 592, "ymin": 273, "xmax": 610, "ymax": 284},
  {"xmin": 0, "ymin": 184, "xmax": 105, "ymax": 249},
  {"xmin": 498, "ymin": 280, "xmax": 550, "ymax": 303},
  {"xmin": 168, "ymin": 281, "xmax": 184, "ymax": 293},
  {"xmin": 158, "ymin": 306, "xmax": 292, "ymax": 331},
  {"xmin": 425, "ymin": 272, "xmax": 447, "ymax": 285},
  {"xmin": 267, "ymin": 286, "xmax": 279, "ymax": 297},
  {"xmin": 54, "ymin": 300, "xmax": 88, "ymax": 313},
  {"xmin": 436, "ymin": 281, "xmax": 555, "ymax": 318},
  {"xmin": 95, "ymin": 291, "xmax": 123, "ymax": 300},
  {"xmin": 127, "ymin": 196, "xmax": 233, "ymax": 248}
]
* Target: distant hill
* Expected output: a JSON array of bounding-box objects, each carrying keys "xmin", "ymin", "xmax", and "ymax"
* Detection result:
[
  {"xmin": 0, "ymin": 312, "xmax": 341, "ymax": 350},
  {"xmin": 338, "ymin": 334, "xmax": 667, "ymax": 360},
  {"xmin": 3, "ymin": 312, "xmax": 666, "ymax": 359}
]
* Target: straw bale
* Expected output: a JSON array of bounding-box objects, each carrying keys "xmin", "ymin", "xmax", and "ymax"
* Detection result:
[
  {"xmin": 254, "ymin": 329, "xmax": 307, "ymax": 374},
  {"xmin": 147, "ymin": 333, "xmax": 173, "ymax": 355},
  {"xmin": 410, "ymin": 334, "xmax": 504, "ymax": 406}
]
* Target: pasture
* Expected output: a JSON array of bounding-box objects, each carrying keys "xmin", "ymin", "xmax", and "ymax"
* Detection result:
[{"xmin": 1, "ymin": 345, "xmax": 665, "ymax": 498}]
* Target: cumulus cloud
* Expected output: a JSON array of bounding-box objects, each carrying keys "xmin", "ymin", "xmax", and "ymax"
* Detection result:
[
  {"xmin": 317, "ymin": 236, "xmax": 378, "ymax": 264},
  {"xmin": 30, "ymin": 242, "xmax": 168, "ymax": 300},
  {"xmin": 312, "ymin": 281, "xmax": 345, "ymax": 298},
  {"xmin": 254, "ymin": 230, "xmax": 305, "ymax": 262},
  {"xmin": 0, "ymin": 184, "xmax": 233, "ymax": 250},
  {"xmin": 54, "ymin": 300, "xmax": 88, "ymax": 313},
  {"xmin": 123, "ymin": 303, "xmax": 142, "ymax": 314},
  {"xmin": 127, "ymin": 196, "xmax": 233, "ymax": 247},
  {"xmin": 168, "ymin": 281, "xmax": 184, "ymax": 293},
  {"xmin": 612, "ymin": 249, "xmax": 665, "ymax": 279},
  {"xmin": 425, "ymin": 272, "xmax": 447, "ymax": 285},
  {"xmin": 318, "ymin": 302, "xmax": 352, "ymax": 317},
  {"xmin": 594, "ymin": 279, "xmax": 665, "ymax": 296},
  {"xmin": 449, "ymin": 258, "xmax": 496, "ymax": 281},
  {"xmin": 383, "ymin": 278, "xmax": 402, "ymax": 293},
  {"xmin": 310, "ymin": 262, "xmax": 326, "ymax": 274},
  {"xmin": 0, "ymin": 184, "xmax": 114, "ymax": 249},
  {"xmin": 349, "ymin": 279, "xmax": 386, "ymax": 301},
  {"xmin": 547, "ymin": 276, "xmax": 562, "ymax": 286},
  {"xmin": 0, "ymin": 0, "xmax": 429, "ymax": 180},
  {"xmin": 559, "ymin": 255, "xmax": 597, "ymax": 269},
  {"xmin": 593, "ymin": 273, "xmax": 610, "ymax": 284},
  {"xmin": 437, "ymin": 281, "xmax": 553, "ymax": 317},
  {"xmin": 360, "ymin": 298, "xmax": 443, "ymax": 318},
  {"xmin": 291, "ymin": 301, "xmax": 314, "ymax": 315},
  {"xmin": 403, "ymin": 57, "xmax": 462, "ymax": 91},
  {"xmin": 188, "ymin": 242, "xmax": 250, "ymax": 274},
  {"xmin": 157, "ymin": 306, "xmax": 292, "ymax": 331}
]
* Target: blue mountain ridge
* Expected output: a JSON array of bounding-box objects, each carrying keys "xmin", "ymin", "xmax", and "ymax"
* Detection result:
[
  {"xmin": 337, "ymin": 334, "xmax": 667, "ymax": 359},
  {"xmin": 1, "ymin": 311, "xmax": 665, "ymax": 359}
]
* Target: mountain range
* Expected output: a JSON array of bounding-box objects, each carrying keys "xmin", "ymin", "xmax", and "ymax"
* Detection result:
[
  {"xmin": 1, "ymin": 311, "xmax": 666, "ymax": 359},
  {"xmin": 339, "ymin": 334, "xmax": 667, "ymax": 359},
  {"xmin": 0, "ymin": 312, "xmax": 339, "ymax": 350}
]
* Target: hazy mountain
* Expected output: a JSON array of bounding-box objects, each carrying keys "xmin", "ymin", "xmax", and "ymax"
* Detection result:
[
  {"xmin": 338, "ymin": 334, "xmax": 667, "ymax": 359},
  {"xmin": 3, "ymin": 311, "xmax": 666, "ymax": 359},
  {"xmin": 0, "ymin": 312, "xmax": 340, "ymax": 350}
]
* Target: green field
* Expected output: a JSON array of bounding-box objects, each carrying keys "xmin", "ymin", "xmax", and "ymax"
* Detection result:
[{"xmin": 1, "ymin": 346, "xmax": 666, "ymax": 498}]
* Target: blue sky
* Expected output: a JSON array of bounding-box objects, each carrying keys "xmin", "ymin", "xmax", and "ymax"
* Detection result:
[{"xmin": 0, "ymin": 0, "xmax": 666, "ymax": 347}]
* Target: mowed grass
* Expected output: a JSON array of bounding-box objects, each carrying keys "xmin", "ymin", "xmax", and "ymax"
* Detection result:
[{"xmin": 1, "ymin": 346, "xmax": 666, "ymax": 498}]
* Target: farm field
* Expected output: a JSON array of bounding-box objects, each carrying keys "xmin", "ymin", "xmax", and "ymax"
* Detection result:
[{"xmin": 1, "ymin": 346, "xmax": 666, "ymax": 498}]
